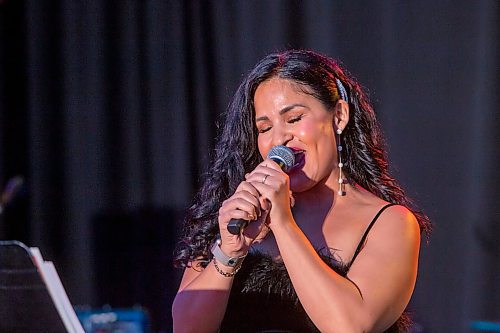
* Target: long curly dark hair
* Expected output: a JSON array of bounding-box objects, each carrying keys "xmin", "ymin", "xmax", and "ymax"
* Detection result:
[{"xmin": 174, "ymin": 49, "xmax": 431, "ymax": 268}]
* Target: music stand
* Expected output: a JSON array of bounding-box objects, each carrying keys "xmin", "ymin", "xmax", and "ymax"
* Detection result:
[{"xmin": 0, "ymin": 240, "xmax": 83, "ymax": 333}]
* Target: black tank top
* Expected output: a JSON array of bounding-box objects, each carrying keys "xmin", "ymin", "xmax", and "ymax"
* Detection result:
[{"xmin": 219, "ymin": 203, "xmax": 411, "ymax": 333}]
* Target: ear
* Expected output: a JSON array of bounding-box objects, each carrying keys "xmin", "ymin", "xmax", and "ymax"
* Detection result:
[{"xmin": 333, "ymin": 99, "xmax": 349, "ymax": 132}]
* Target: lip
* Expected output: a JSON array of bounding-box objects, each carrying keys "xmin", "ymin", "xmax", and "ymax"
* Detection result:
[
  {"xmin": 288, "ymin": 148, "xmax": 305, "ymax": 171},
  {"xmin": 288, "ymin": 147, "xmax": 304, "ymax": 153}
]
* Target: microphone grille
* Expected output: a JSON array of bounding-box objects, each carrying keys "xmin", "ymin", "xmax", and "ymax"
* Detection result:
[{"xmin": 267, "ymin": 146, "xmax": 295, "ymax": 172}]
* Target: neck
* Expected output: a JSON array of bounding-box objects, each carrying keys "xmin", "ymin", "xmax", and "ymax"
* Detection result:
[
  {"xmin": 292, "ymin": 182, "xmax": 338, "ymax": 228},
  {"xmin": 292, "ymin": 168, "xmax": 348, "ymax": 209},
  {"xmin": 294, "ymin": 173, "xmax": 362, "ymax": 213}
]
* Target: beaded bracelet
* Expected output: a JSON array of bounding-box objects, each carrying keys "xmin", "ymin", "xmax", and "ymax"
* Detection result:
[{"xmin": 213, "ymin": 257, "xmax": 243, "ymax": 277}]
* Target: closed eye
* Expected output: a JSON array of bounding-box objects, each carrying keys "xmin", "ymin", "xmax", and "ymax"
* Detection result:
[
  {"xmin": 259, "ymin": 126, "xmax": 271, "ymax": 133},
  {"xmin": 257, "ymin": 125, "xmax": 272, "ymax": 133},
  {"xmin": 288, "ymin": 115, "xmax": 303, "ymax": 123}
]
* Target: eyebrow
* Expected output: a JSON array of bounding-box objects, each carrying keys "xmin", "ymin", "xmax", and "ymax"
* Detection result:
[{"xmin": 255, "ymin": 103, "xmax": 307, "ymax": 122}]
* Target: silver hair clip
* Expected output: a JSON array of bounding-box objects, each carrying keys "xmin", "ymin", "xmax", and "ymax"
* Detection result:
[{"xmin": 335, "ymin": 78, "xmax": 349, "ymax": 103}]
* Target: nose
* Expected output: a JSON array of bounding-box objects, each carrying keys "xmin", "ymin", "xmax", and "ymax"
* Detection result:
[{"xmin": 272, "ymin": 125, "xmax": 293, "ymax": 147}]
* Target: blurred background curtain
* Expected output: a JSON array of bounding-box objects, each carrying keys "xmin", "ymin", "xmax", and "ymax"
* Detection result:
[{"xmin": 0, "ymin": 1, "xmax": 498, "ymax": 332}]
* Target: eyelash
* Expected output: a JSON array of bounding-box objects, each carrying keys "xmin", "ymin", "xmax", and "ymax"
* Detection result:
[
  {"xmin": 257, "ymin": 115, "xmax": 303, "ymax": 134},
  {"xmin": 288, "ymin": 115, "xmax": 303, "ymax": 123}
]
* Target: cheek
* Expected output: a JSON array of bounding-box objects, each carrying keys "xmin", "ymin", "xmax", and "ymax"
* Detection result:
[
  {"xmin": 298, "ymin": 123, "xmax": 318, "ymax": 140},
  {"xmin": 298, "ymin": 121, "xmax": 329, "ymax": 141},
  {"xmin": 302, "ymin": 121, "xmax": 337, "ymax": 163},
  {"xmin": 257, "ymin": 135, "xmax": 271, "ymax": 159}
]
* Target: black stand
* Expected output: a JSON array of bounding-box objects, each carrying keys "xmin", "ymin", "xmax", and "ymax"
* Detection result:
[{"xmin": 0, "ymin": 240, "xmax": 68, "ymax": 333}]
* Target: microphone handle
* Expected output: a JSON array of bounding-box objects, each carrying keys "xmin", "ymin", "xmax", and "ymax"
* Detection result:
[{"xmin": 227, "ymin": 219, "xmax": 249, "ymax": 235}]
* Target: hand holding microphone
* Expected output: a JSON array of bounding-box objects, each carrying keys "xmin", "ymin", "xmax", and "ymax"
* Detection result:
[{"xmin": 227, "ymin": 146, "xmax": 295, "ymax": 235}]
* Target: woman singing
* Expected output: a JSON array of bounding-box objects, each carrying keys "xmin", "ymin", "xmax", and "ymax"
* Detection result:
[{"xmin": 172, "ymin": 49, "xmax": 431, "ymax": 333}]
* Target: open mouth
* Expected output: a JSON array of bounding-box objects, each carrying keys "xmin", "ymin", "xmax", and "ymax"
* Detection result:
[{"xmin": 291, "ymin": 150, "xmax": 305, "ymax": 170}]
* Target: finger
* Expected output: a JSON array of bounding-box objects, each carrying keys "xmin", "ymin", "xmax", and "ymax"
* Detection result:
[
  {"xmin": 245, "ymin": 172, "xmax": 280, "ymax": 188},
  {"xmin": 221, "ymin": 209, "xmax": 255, "ymax": 222},
  {"xmin": 247, "ymin": 170, "xmax": 289, "ymax": 190},
  {"xmin": 233, "ymin": 190, "xmax": 262, "ymax": 217},
  {"xmin": 245, "ymin": 161, "xmax": 283, "ymax": 180},
  {"xmin": 241, "ymin": 209, "xmax": 271, "ymax": 239},
  {"xmin": 250, "ymin": 179, "xmax": 290, "ymax": 206},
  {"xmin": 245, "ymin": 172, "xmax": 266, "ymax": 186},
  {"xmin": 261, "ymin": 158, "xmax": 284, "ymax": 172},
  {"xmin": 260, "ymin": 196, "xmax": 271, "ymax": 211},
  {"xmin": 248, "ymin": 164, "xmax": 283, "ymax": 178},
  {"xmin": 235, "ymin": 183, "xmax": 262, "ymax": 215},
  {"xmin": 222, "ymin": 197, "xmax": 259, "ymax": 220},
  {"xmin": 248, "ymin": 180, "xmax": 273, "ymax": 197},
  {"xmin": 236, "ymin": 180, "xmax": 260, "ymax": 197}
]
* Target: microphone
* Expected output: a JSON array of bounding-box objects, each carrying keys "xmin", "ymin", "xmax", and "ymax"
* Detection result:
[{"xmin": 227, "ymin": 146, "xmax": 295, "ymax": 235}]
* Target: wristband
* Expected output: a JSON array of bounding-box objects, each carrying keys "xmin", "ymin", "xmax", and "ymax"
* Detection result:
[{"xmin": 210, "ymin": 239, "xmax": 247, "ymax": 267}]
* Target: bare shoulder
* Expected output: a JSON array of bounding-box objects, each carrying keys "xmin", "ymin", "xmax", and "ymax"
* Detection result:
[
  {"xmin": 347, "ymin": 203, "xmax": 421, "ymax": 293},
  {"xmin": 356, "ymin": 203, "xmax": 421, "ymax": 261},
  {"xmin": 371, "ymin": 204, "xmax": 420, "ymax": 246},
  {"xmin": 342, "ymin": 186, "xmax": 421, "ymax": 249}
]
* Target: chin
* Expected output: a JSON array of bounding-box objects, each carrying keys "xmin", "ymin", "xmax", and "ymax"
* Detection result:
[
  {"xmin": 289, "ymin": 167, "xmax": 333, "ymax": 193},
  {"xmin": 289, "ymin": 175, "xmax": 315, "ymax": 193}
]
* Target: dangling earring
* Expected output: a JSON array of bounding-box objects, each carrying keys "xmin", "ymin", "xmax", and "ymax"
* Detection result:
[{"xmin": 336, "ymin": 128, "xmax": 346, "ymax": 196}]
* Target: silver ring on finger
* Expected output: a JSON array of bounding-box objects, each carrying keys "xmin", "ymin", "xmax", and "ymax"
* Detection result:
[{"xmin": 262, "ymin": 174, "xmax": 269, "ymax": 184}]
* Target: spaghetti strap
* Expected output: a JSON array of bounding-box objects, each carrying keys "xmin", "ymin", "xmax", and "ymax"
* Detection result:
[{"xmin": 346, "ymin": 203, "xmax": 397, "ymax": 271}]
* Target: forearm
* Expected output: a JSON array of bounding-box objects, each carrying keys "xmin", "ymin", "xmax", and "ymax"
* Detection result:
[
  {"xmin": 172, "ymin": 261, "xmax": 234, "ymax": 333},
  {"xmin": 272, "ymin": 222, "xmax": 367, "ymax": 332}
]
